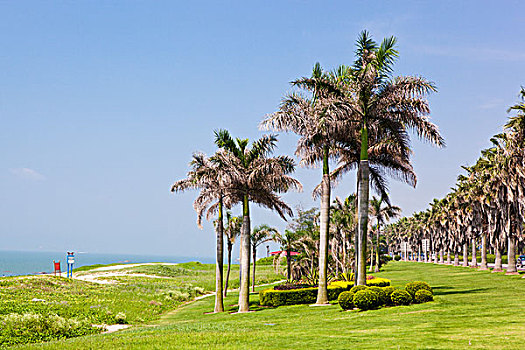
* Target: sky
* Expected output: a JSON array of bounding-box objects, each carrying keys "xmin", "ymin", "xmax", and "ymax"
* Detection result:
[{"xmin": 1, "ymin": 1, "xmax": 524, "ymax": 259}]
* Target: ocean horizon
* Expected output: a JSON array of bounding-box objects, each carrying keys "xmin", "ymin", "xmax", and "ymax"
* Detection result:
[{"xmin": 0, "ymin": 250, "xmax": 215, "ymax": 277}]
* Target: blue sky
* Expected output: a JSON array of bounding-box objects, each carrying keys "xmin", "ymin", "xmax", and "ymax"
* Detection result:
[{"xmin": 1, "ymin": 1, "xmax": 524, "ymax": 259}]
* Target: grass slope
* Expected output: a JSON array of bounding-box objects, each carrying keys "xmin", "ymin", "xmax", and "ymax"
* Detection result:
[
  {"xmin": 21, "ymin": 262, "xmax": 525, "ymax": 349},
  {"xmin": 0, "ymin": 263, "xmax": 283, "ymax": 347}
]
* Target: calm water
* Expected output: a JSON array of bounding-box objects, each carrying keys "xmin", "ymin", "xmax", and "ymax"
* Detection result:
[{"xmin": 0, "ymin": 250, "xmax": 214, "ymax": 277}]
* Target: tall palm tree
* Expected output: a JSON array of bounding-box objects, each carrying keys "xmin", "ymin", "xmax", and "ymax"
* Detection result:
[
  {"xmin": 369, "ymin": 196, "xmax": 401, "ymax": 272},
  {"xmin": 341, "ymin": 31, "xmax": 445, "ymax": 284},
  {"xmin": 215, "ymin": 130, "xmax": 302, "ymax": 312},
  {"xmin": 260, "ymin": 63, "xmax": 353, "ymax": 304},
  {"xmin": 251, "ymin": 224, "xmax": 278, "ymax": 292},
  {"xmin": 171, "ymin": 152, "xmax": 232, "ymax": 313},
  {"xmin": 224, "ymin": 211, "xmax": 242, "ymax": 296}
]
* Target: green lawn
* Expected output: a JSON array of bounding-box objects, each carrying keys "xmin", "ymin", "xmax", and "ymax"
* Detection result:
[{"xmin": 20, "ymin": 262, "xmax": 525, "ymax": 349}]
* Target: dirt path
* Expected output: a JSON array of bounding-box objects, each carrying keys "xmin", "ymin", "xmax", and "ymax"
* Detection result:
[{"xmin": 73, "ymin": 262, "xmax": 178, "ymax": 284}]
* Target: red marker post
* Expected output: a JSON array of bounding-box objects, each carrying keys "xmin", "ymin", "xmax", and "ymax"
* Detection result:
[{"xmin": 53, "ymin": 260, "xmax": 61, "ymax": 276}]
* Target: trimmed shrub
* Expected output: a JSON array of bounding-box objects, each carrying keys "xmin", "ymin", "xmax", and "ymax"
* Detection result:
[
  {"xmin": 382, "ymin": 286, "xmax": 396, "ymax": 305},
  {"xmin": 274, "ymin": 283, "xmax": 312, "ymax": 290},
  {"xmin": 353, "ymin": 289, "xmax": 380, "ymax": 310},
  {"xmin": 368, "ymin": 286, "xmax": 388, "ymax": 306},
  {"xmin": 414, "ymin": 289, "xmax": 434, "ymax": 303},
  {"xmin": 259, "ymin": 286, "xmax": 346, "ymax": 307},
  {"xmin": 350, "ymin": 285, "xmax": 368, "ymax": 294},
  {"xmin": 329, "ymin": 281, "xmax": 353, "ymax": 290},
  {"xmin": 405, "ymin": 281, "xmax": 432, "ymax": 298},
  {"xmin": 366, "ymin": 278, "xmax": 391, "ymax": 287},
  {"xmin": 394, "ymin": 255, "xmax": 401, "ymax": 261},
  {"xmin": 338, "ymin": 291, "xmax": 355, "ymax": 310},
  {"xmin": 391, "ymin": 290, "xmax": 412, "ymax": 306}
]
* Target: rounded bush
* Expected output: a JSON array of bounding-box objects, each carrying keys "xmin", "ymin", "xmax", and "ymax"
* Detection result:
[
  {"xmin": 350, "ymin": 285, "xmax": 368, "ymax": 294},
  {"xmin": 394, "ymin": 255, "xmax": 401, "ymax": 261},
  {"xmin": 338, "ymin": 291, "xmax": 355, "ymax": 310},
  {"xmin": 405, "ymin": 281, "xmax": 432, "ymax": 298},
  {"xmin": 368, "ymin": 287, "xmax": 387, "ymax": 306},
  {"xmin": 390, "ymin": 290, "xmax": 412, "ymax": 306},
  {"xmin": 353, "ymin": 289, "xmax": 380, "ymax": 310},
  {"xmin": 414, "ymin": 289, "xmax": 434, "ymax": 303},
  {"xmin": 382, "ymin": 286, "xmax": 396, "ymax": 305}
]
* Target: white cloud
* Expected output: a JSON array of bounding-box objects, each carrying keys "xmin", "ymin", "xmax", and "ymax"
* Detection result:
[
  {"xmin": 413, "ymin": 45, "xmax": 525, "ymax": 62},
  {"xmin": 9, "ymin": 168, "xmax": 46, "ymax": 180},
  {"xmin": 479, "ymin": 99, "xmax": 505, "ymax": 110}
]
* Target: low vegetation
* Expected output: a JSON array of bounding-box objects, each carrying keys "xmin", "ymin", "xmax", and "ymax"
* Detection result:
[{"xmin": 0, "ymin": 263, "xmax": 282, "ymax": 347}]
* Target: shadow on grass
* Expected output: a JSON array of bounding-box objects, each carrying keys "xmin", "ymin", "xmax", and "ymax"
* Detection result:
[
  {"xmin": 223, "ymin": 300, "xmax": 267, "ymax": 313},
  {"xmin": 433, "ymin": 286, "xmax": 489, "ymax": 295}
]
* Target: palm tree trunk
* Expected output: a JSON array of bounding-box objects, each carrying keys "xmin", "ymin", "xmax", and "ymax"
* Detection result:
[
  {"xmin": 454, "ymin": 249, "xmax": 459, "ymax": 266},
  {"xmin": 439, "ymin": 249, "xmax": 444, "ymax": 264},
  {"xmin": 506, "ymin": 236, "xmax": 518, "ymax": 274},
  {"xmin": 287, "ymin": 250, "xmax": 291, "ymax": 281},
  {"xmin": 224, "ymin": 241, "xmax": 233, "ymax": 296},
  {"xmin": 470, "ymin": 238, "xmax": 477, "ymax": 268},
  {"xmin": 462, "ymin": 242, "xmax": 469, "ymax": 267},
  {"xmin": 316, "ymin": 146, "xmax": 330, "ymax": 304},
  {"xmin": 214, "ymin": 197, "xmax": 225, "ymax": 313},
  {"xmin": 369, "ymin": 242, "xmax": 374, "ymax": 272},
  {"xmin": 446, "ymin": 248, "xmax": 451, "ymax": 264},
  {"xmin": 480, "ymin": 234, "xmax": 488, "ymax": 270},
  {"xmin": 238, "ymin": 194, "xmax": 251, "ymax": 312},
  {"xmin": 494, "ymin": 246, "xmax": 503, "ymax": 271},
  {"xmin": 342, "ymin": 235, "xmax": 347, "ymax": 276},
  {"xmin": 357, "ymin": 135, "xmax": 370, "ymax": 285},
  {"xmin": 374, "ymin": 228, "xmax": 380, "ymax": 272},
  {"xmin": 252, "ymin": 244, "xmax": 257, "ymax": 292}
]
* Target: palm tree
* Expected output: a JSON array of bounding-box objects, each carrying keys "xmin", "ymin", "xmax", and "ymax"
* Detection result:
[
  {"xmin": 224, "ymin": 211, "xmax": 242, "ymax": 296},
  {"xmin": 369, "ymin": 196, "xmax": 401, "ymax": 272},
  {"xmin": 171, "ymin": 152, "xmax": 232, "ymax": 313},
  {"xmin": 261, "ymin": 63, "xmax": 353, "ymax": 304},
  {"xmin": 330, "ymin": 195, "xmax": 357, "ymax": 276},
  {"xmin": 251, "ymin": 224, "xmax": 278, "ymax": 292},
  {"xmin": 215, "ymin": 130, "xmax": 302, "ymax": 312},
  {"xmin": 340, "ymin": 31, "xmax": 444, "ymax": 284},
  {"xmin": 272, "ymin": 229, "xmax": 301, "ymax": 281}
]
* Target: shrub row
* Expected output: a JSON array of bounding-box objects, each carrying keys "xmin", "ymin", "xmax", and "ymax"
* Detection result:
[
  {"xmin": 330, "ymin": 277, "xmax": 391, "ymax": 290},
  {"xmin": 259, "ymin": 286, "xmax": 346, "ymax": 307},
  {"xmin": 338, "ymin": 280, "xmax": 434, "ymax": 311}
]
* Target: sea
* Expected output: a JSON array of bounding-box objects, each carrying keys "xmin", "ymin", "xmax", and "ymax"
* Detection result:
[{"xmin": 0, "ymin": 250, "xmax": 214, "ymax": 277}]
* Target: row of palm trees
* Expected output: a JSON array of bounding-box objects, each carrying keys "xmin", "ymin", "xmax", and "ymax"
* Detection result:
[
  {"xmin": 385, "ymin": 88, "xmax": 525, "ymax": 274},
  {"xmin": 172, "ymin": 30, "xmax": 443, "ymax": 312}
]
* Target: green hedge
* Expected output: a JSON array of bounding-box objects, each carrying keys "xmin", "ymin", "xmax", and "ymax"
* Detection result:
[
  {"xmin": 353, "ymin": 289, "xmax": 380, "ymax": 310},
  {"xmin": 366, "ymin": 278, "xmax": 391, "ymax": 287},
  {"xmin": 414, "ymin": 289, "xmax": 434, "ymax": 303},
  {"xmin": 259, "ymin": 286, "xmax": 346, "ymax": 307},
  {"xmin": 391, "ymin": 290, "xmax": 412, "ymax": 306},
  {"xmin": 338, "ymin": 291, "xmax": 355, "ymax": 310},
  {"xmin": 405, "ymin": 281, "xmax": 432, "ymax": 298}
]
